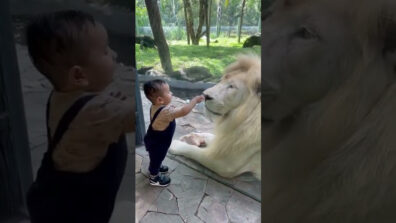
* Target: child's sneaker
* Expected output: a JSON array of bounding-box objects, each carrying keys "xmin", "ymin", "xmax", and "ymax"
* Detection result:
[
  {"xmin": 149, "ymin": 174, "xmax": 171, "ymax": 187},
  {"xmin": 159, "ymin": 165, "xmax": 169, "ymax": 174}
]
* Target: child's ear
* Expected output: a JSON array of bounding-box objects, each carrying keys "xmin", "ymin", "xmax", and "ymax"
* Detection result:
[
  {"xmin": 157, "ymin": 96, "xmax": 164, "ymax": 105},
  {"xmin": 68, "ymin": 65, "xmax": 89, "ymax": 87}
]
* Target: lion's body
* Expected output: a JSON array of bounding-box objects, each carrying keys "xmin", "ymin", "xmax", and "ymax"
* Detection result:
[{"xmin": 169, "ymin": 56, "xmax": 261, "ymax": 179}]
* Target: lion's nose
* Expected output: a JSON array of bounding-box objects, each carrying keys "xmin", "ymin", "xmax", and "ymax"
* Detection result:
[{"xmin": 204, "ymin": 94, "xmax": 213, "ymax": 101}]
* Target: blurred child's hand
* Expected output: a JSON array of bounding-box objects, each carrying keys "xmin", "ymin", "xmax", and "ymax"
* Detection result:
[
  {"xmin": 192, "ymin": 95, "xmax": 205, "ymax": 104},
  {"xmin": 110, "ymin": 91, "xmax": 127, "ymax": 100}
]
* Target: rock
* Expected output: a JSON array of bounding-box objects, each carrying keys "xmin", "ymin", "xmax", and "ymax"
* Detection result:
[
  {"xmin": 135, "ymin": 173, "xmax": 164, "ymax": 221},
  {"xmin": 205, "ymin": 179, "xmax": 233, "ymax": 205},
  {"xmin": 165, "ymin": 66, "xmax": 213, "ymax": 82},
  {"xmin": 226, "ymin": 191, "xmax": 261, "ymax": 223},
  {"xmin": 181, "ymin": 66, "xmax": 212, "ymax": 82},
  {"xmin": 168, "ymin": 165, "xmax": 208, "ymax": 222},
  {"xmin": 146, "ymin": 69, "xmax": 165, "ymax": 77},
  {"xmin": 243, "ymin": 35, "xmax": 261, "ymax": 48},
  {"xmin": 197, "ymin": 195, "xmax": 229, "ymax": 223},
  {"xmin": 150, "ymin": 189, "xmax": 179, "ymax": 214},
  {"xmin": 140, "ymin": 212, "xmax": 184, "ymax": 223},
  {"xmin": 233, "ymin": 173, "xmax": 262, "ymax": 201},
  {"xmin": 135, "ymin": 35, "xmax": 157, "ymax": 49},
  {"xmin": 137, "ymin": 66, "xmax": 154, "ymax": 74}
]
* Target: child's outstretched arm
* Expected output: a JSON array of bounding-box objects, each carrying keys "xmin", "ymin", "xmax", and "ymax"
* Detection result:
[{"xmin": 173, "ymin": 95, "xmax": 204, "ymax": 119}]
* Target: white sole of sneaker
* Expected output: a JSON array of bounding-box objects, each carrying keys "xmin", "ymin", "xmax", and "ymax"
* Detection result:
[{"xmin": 149, "ymin": 181, "xmax": 170, "ymax": 187}]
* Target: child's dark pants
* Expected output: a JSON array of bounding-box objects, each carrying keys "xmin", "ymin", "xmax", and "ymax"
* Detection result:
[
  {"xmin": 144, "ymin": 106, "xmax": 176, "ymax": 175},
  {"xmin": 26, "ymin": 93, "xmax": 127, "ymax": 223}
]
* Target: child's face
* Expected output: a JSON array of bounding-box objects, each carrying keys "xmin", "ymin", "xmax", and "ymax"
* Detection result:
[
  {"xmin": 156, "ymin": 84, "xmax": 173, "ymax": 105},
  {"xmin": 80, "ymin": 23, "xmax": 116, "ymax": 91}
]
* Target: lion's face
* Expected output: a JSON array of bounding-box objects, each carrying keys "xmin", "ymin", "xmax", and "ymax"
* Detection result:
[
  {"xmin": 261, "ymin": 0, "xmax": 361, "ymax": 121},
  {"xmin": 203, "ymin": 77, "xmax": 249, "ymax": 119},
  {"xmin": 203, "ymin": 56, "xmax": 260, "ymax": 121}
]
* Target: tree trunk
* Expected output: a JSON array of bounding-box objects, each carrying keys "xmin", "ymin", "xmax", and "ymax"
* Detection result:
[
  {"xmin": 208, "ymin": 0, "xmax": 212, "ymax": 29},
  {"xmin": 172, "ymin": 0, "xmax": 177, "ymax": 25},
  {"xmin": 185, "ymin": 0, "xmax": 197, "ymax": 44},
  {"xmin": 145, "ymin": 0, "xmax": 173, "ymax": 73},
  {"xmin": 258, "ymin": 0, "xmax": 261, "ymax": 33},
  {"xmin": 216, "ymin": 0, "xmax": 222, "ymax": 37},
  {"xmin": 238, "ymin": 0, "xmax": 246, "ymax": 43},
  {"xmin": 184, "ymin": 0, "xmax": 207, "ymax": 45},
  {"xmin": 194, "ymin": 0, "xmax": 206, "ymax": 45},
  {"xmin": 205, "ymin": 0, "xmax": 210, "ymax": 47},
  {"xmin": 258, "ymin": 14, "xmax": 261, "ymax": 33},
  {"xmin": 182, "ymin": 0, "xmax": 190, "ymax": 44},
  {"xmin": 228, "ymin": 18, "xmax": 233, "ymax": 37}
]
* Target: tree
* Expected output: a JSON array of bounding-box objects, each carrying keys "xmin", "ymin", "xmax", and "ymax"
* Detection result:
[
  {"xmin": 183, "ymin": 0, "xmax": 207, "ymax": 45},
  {"xmin": 223, "ymin": 0, "xmax": 239, "ymax": 37},
  {"xmin": 136, "ymin": 1, "xmax": 150, "ymax": 35},
  {"xmin": 182, "ymin": 0, "xmax": 191, "ymax": 44},
  {"xmin": 205, "ymin": 0, "xmax": 211, "ymax": 47},
  {"xmin": 215, "ymin": 0, "xmax": 223, "ymax": 37},
  {"xmin": 145, "ymin": 0, "xmax": 173, "ymax": 73},
  {"xmin": 237, "ymin": 0, "xmax": 246, "ymax": 43}
]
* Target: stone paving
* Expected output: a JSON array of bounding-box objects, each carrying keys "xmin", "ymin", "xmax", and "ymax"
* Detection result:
[
  {"xmin": 135, "ymin": 85, "xmax": 261, "ymax": 222},
  {"xmin": 136, "ymin": 146, "xmax": 261, "ymax": 223},
  {"xmin": 16, "ymin": 43, "xmax": 135, "ymax": 223}
]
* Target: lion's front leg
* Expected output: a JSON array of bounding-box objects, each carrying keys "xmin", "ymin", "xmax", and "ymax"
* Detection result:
[{"xmin": 169, "ymin": 140, "xmax": 239, "ymax": 178}]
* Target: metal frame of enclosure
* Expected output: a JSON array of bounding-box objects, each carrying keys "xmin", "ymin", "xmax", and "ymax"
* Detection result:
[
  {"xmin": 136, "ymin": 74, "xmax": 146, "ymax": 145},
  {"xmin": 0, "ymin": 0, "xmax": 32, "ymax": 220}
]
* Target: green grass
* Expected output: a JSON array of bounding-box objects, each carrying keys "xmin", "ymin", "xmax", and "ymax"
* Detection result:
[{"xmin": 136, "ymin": 36, "xmax": 260, "ymax": 81}]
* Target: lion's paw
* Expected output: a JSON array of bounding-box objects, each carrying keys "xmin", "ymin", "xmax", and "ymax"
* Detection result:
[
  {"xmin": 180, "ymin": 133, "xmax": 207, "ymax": 147},
  {"xmin": 169, "ymin": 140, "xmax": 186, "ymax": 155}
]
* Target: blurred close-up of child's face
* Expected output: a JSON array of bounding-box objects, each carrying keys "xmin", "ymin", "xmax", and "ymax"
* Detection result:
[
  {"xmin": 157, "ymin": 83, "xmax": 172, "ymax": 105},
  {"xmin": 82, "ymin": 22, "xmax": 117, "ymax": 91}
]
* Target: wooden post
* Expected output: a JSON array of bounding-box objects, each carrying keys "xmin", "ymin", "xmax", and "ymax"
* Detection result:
[
  {"xmin": 0, "ymin": 0, "xmax": 33, "ymax": 220},
  {"xmin": 135, "ymin": 74, "xmax": 146, "ymax": 146}
]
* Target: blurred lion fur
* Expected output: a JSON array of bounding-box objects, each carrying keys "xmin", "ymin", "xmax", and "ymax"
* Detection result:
[{"xmin": 258, "ymin": 0, "xmax": 396, "ymax": 222}]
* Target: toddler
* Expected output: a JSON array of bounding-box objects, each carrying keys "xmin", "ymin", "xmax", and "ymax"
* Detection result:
[
  {"xmin": 143, "ymin": 79, "xmax": 204, "ymax": 186},
  {"xmin": 25, "ymin": 10, "xmax": 134, "ymax": 223}
]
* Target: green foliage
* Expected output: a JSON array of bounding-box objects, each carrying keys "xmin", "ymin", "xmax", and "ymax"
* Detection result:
[
  {"xmin": 136, "ymin": 36, "xmax": 260, "ymax": 81},
  {"xmin": 166, "ymin": 26, "xmax": 187, "ymax": 40},
  {"xmin": 136, "ymin": 0, "xmax": 149, "ymax": 28},
  {"xmin": 135, "ymin": 0, "xmax": 261, "ymax": 28}
]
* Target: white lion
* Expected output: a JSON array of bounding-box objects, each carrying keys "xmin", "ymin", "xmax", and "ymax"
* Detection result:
[
  {"xmin": 169, "ymin": 55, "xmax": 261, "ymax": 180},
  {"xmin": 258, "ymin": 0, "xmax": 396, "ymax": 222}
]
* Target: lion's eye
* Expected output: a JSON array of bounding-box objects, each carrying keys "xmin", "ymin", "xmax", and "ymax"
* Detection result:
[
  {"xmin": 294, "ymin": 26, "xmax": 318, "ymax": 39},
  {"xmin": 228, "ymin": 84, "xmax": 235, "ymax": 89}
]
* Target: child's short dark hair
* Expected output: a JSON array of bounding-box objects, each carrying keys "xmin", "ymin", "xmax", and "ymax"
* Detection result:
[
  {"xmin": 26, "ymin": 10, "xmax": 95, "ymax": 89},
  {"xmin": 143, "ymin": 79, "xmax": 167, "ymax": 102}
]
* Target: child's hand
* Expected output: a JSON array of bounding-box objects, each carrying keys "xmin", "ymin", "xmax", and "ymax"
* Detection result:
[
  {"xmin": 110, "ymin": 91, "xmax": 127, "ymax": 100},
  {"xmin": 192, "ymin": 95, "xmax": 205, "ymax": 104}
]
